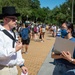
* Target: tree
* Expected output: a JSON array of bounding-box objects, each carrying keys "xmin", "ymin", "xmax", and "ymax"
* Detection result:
[
  {"xmin": 30, "ymin": 0, "xmax": 40, "ymax": 9},
  {"xmin": 0, "ymin": 0, "xmax": 74, "ymax": 24}
]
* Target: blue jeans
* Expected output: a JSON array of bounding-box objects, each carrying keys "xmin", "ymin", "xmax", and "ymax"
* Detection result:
[
  {"xmin": 53, "ymin": 63, "xmax": 75, "ymax": 75},
  {"xmin": 64, "ymin": 69, "xmax": 75, "ymax": 75}
]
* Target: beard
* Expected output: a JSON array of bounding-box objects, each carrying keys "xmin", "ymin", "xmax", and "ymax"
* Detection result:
[{"xmin": 8, "ymin": 22, "xmax": 17, "ymax": 29}]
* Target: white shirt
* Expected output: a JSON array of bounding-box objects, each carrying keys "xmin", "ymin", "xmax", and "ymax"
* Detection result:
[
  {"xmin": 0, "ymin": 25, "xmax": 4, "ymax": 30},
  {"xmin": 51, "ymin": 25, "xmax": 56, "ymax": 32},
  {"xmin": 0, "ymin": 27, "xmax": 24, "ymax": 66}
]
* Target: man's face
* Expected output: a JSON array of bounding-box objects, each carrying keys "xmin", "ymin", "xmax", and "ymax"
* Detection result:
[{"xmin": 5, "ymin": 16, "xmax": 17, "ymax": 29}]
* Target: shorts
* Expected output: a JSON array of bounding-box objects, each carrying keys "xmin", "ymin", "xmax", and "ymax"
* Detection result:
[{"xmin": 22, "ymin": 38, "xmax": 30, "ymax": 45}]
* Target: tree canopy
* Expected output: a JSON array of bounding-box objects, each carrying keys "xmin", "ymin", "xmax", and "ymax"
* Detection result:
[{"xmin": 0, "ymin": 0, "xmax": 75, "ymax": 25}]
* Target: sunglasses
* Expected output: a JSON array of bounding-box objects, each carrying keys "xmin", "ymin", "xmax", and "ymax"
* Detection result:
[{"xmin": 6, "ymin": 16, "xmax": 17, "ymax": 21}]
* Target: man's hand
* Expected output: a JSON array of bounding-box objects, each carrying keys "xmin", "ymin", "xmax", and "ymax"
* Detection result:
[
  {"xmin": 21, "ymin": 66, "xmax": 28, "ymax": 74},
  {"xmin": 15, "ymin": 42, "xmax": 22, "ymax": 52}
]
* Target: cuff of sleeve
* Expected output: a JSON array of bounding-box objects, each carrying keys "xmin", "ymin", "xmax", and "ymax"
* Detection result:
[
  {"xmin": 12, "ymin": 48, "xmax": 16, "ymax": 53},
  {"xmin": 20, "ymin": 64, "xmax": 25, "ymax": 68}
]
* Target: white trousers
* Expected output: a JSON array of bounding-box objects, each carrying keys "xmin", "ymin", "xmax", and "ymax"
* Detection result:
[{"xmin": 0, "ymin": 66, "xmax": 18, "ymax": 75}]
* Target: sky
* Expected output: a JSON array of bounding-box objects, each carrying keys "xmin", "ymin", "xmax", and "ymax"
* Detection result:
[{"xmin": 40, "ymin": 0, "xmax": 67, "ymax": 10}]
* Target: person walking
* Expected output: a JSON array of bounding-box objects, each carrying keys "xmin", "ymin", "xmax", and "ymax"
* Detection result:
[
  {"xmin": 51, "ymin": 21, "xmax": 75, "ymax": 75},
  {"xmin": 41, "ymin": 24, "xmax": 46, "ymax": 40},
  {"xmin": 39, "ymin": 26, "xmax": 44, "ymax": 42},
  {"xmin": 0, "ymin": 6, "xmax": 28, "ymax": 75},
  {"xmin": 20, "ymin": 23, "xmax": 30, "ymax": 54}
]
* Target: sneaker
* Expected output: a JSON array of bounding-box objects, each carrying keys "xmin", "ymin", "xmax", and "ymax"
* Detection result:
[
  {"xmin": 25, "ymin": 52, "xmax": 28, "ymax": 54},
  {"xmin": 41, "ymin": 41, "xmax": 44, "ymax": 42},
  {"xmin": 22, "ymin": 52, "xmax": 25, "ymax": 54}
]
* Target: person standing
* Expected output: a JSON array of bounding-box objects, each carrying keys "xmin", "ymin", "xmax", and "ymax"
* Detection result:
[
  {"xmin": 0, "ymin": 6, "xmax": 28, "ymax": 75},
  {"xmin": 51, "ymin": 22, "xmax": 75, "ymax": 75},
  {"xmin": 41, "ymin": 24, "xmax": 46, "ymax": 40},
  {"xmin": 56, "ymin": 26, "xmax": 61, "ymax": 37},
  {"xmin": 33, "ymin": 25, "xmax": 38, "ymax": 41}
]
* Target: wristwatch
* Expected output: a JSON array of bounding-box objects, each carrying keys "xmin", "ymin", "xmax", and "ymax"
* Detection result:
[{"xmin": 69, "ymin": 58, "xmax": 74, "ymax": 62}]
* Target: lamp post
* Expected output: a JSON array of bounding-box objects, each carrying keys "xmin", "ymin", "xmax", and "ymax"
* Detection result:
[{"xmin": 71, "ymin": 0, "xmax": 74, "ymax": 23}]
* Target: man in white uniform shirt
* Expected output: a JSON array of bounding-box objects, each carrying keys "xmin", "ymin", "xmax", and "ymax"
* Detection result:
[{"xmin": 0, "ymin": 6, "xmax": 28, "ymax": 75}]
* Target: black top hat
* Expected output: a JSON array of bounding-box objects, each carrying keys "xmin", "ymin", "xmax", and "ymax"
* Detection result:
[{"xmin": 0, "ymin": 6, "xmax": 20, "ymax": 19}]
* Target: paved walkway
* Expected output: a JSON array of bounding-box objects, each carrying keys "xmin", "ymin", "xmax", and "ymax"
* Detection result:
[
  {"xmin": 37, "ymin": 48, "xmax": 55, "ymax": 75},
  {"xmin": 17, "ymin": 31, "xmax": 55, "ymax": 75}
]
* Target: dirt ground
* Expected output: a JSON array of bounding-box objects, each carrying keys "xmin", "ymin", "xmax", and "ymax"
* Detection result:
[{"xmin": 17, "ymin": 31, "xmax": 55, "ymax": 75}]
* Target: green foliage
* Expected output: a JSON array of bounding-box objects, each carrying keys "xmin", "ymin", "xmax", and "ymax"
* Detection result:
[{"xmin": 0, "ymin": 0, "xmax": 74, "ymax": 24}]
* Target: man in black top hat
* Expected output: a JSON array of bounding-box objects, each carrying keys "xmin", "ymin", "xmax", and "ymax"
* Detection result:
[{"xmin": 0, "ymin": 6, "xmax": 28, "ymax": 75}]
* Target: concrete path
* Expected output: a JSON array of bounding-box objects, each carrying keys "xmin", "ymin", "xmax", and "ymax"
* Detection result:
[
  {"xmin": 18, "ymin": 31, "xmax": 55, "ymax": 75},
  {"xmin": 37, "ymin": 49, "xmax": 55, "ymax": 75}
]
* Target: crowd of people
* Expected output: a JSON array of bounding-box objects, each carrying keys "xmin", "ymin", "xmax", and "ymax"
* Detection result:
[
  {"xmin": 0, "ymin": 6, "xmax": 47, "ymax": 74},
  {"xmin": 0, "ymin": 6, "xmax": 75, "ymax": 75},
  {"xmin": 17, "ymin": 22, "xmax": 46, "ymax": 42}
]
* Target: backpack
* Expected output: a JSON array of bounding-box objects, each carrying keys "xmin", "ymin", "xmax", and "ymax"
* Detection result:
[
  {"xmin": 34, "ymin": 27, "xmax": 37, "ymax": 33},
  {"xmin": 20, "ymin": 28, "xmax": 29, "ymax": 40}
]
